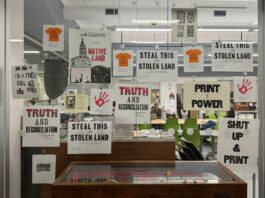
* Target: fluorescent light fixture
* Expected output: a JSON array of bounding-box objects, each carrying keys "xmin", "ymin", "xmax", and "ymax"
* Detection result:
[
  {"xmin": 253, "ymin": 54, "xmax": 258, "ymax": 57},
  {"xmin": 197, "ymin": 28, "xmax": 249, "ymax": 32},
  {"xmin": 132, "ymin": 19, "xmax": 179, "ymax": 24},
  {"xmin": 116, "ymin": 28, "xmax": 171, "ymax": 32},
  {"xmin": 131, "ymin": 41, "xmax": 166, "ymax": 44},
  {"xmin": 254, "ymin": 29, "xmax": 258, "ymax": 32},
  {"xmin": 10, "ymin": 39, "xmax": 24, "ymax": 42},
  {"xmin": 178, "ymin": 54, "xmax": 184, "ymax": 57},
  {"xmin": 24, "ymin": 51, "xmax": 40, "ymax": 54},
  {"xmin": 41, "ymin": 60, "xmax": 44, "ymax": 63},
  {"xmin": 207, "ymin": 54, "xmax": 212, "ymax": 57}
]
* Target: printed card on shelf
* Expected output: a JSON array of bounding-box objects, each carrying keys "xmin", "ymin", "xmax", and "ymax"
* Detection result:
[{"xmin": 64, "ymin": 94, "xmax": 88, "ymax": 113}]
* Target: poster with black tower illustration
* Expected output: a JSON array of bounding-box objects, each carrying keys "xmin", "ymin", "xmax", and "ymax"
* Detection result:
[
  {"xmin": 171, "ymin": 9, "xmax": 197, "ymax": 42},
  {"xmin": 69, "ymin": 29, "xmax": 111, "ymax": 83}
]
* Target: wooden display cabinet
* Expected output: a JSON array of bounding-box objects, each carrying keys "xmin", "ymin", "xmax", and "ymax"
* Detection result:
[{"xmin": 52, "ymin": 161, "xmax": 246, "ymax": 198}]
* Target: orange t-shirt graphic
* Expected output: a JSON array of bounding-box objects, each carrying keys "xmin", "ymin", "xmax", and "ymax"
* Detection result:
[
  {"xmin": 45, "ymin": 27, "xmax": 63, "ymax": 42},
  {"xmin": 186, "ymin": 49, "xmax": 202, "ymax": 63},
  {"xmin": 115, "ymin": 53, "xmax": 132, "ymax": 67}
]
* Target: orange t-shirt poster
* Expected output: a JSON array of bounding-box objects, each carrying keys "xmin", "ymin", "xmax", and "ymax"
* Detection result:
[
  {"xmin": 43, "ymin": 25, "xmax": 64, "ymax": 51},
  {"xmin": 113, "ymin": 50, "xmax": 133, "ymax": 76},
  {"xmin": 183, "ymin": 46, "xmax": 204, "ymax": 72}
]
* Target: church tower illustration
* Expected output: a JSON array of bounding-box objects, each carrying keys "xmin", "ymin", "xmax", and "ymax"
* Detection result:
[
  {"xmin": 79, "ymin": 36, "xmax": 88, "ymax": 59},
  {"xmin": 71, "ymin": 35, "xmax": 91, "ymax": 68},
  {"xmin": 70, "ymin": 34, "xmax": 92, "ymax": 83}
]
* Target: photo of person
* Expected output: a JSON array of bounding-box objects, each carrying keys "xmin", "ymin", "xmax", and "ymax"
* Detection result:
[
  {"xmin": 151, "ymin": 103, "xmax": 162, "ymax": 119},
  {"xmin": 66, "ymin": 96, "xmax": 75, "ymax": 109},
  {"xmin": 187, "ymin": 26, "xmax": 194, "ymax": 37},
  {"xmin": 177, "ymin": 25, "xmax": 185, "ymax": 37},
  {"xmin": 187, "ymin": 11, "xmax": 195, "ymax": 23},
  {"xmin": 177, "ymin": 11, "xmax": 185, "ymax": 23}
]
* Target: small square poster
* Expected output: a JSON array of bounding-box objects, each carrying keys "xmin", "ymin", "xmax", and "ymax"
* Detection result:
[
  {"xmin": 113, "ymin": 50, "xmax": 134, "ymax": 77},
  {"xmin": 43, "ymin": 25, "xmax": 64, "ymax": 51},
  {"xmin": 90, "ymin": 89, "xmax": 114, "ymax": 115},
  {"xmin": 32, "ymin": 154, "xmax": 56, "ymax": 184}
]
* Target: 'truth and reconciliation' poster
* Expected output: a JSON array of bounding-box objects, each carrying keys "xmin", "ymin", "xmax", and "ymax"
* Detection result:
[
  {"xmin": 115, "ymin": 84, "xmax": 151, "ymax": 124},
  {"xmin": 22, "ymin": 107, "xmax": 60, "ymax": 147}
]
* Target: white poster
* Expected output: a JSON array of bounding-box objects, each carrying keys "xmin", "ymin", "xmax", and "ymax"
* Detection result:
[
  {"xmin": 183, "ymin": 46, "xmax": 204, "ymax": 72},
  {"xmin": 12, "ymin": 65, "xmax": 39, "ymax": 99},
  {"xmin": 113, "ymin": 50, "xmax": 133, "ymax": 77},
  {"xmin": 234, "ymin": 77, "xmax": 257, "ymax": 102},
  {"xmin": 160, "ymin": 82, "xmax": 177, "ymax": 115},
  {"xmin": 22, "ymin": 107, "xmax": 60, "ymax": 147},
  {"xmin": 136, "ymin": 51, "xmax": 178, "ymax": 82},
  {"xmin": 217, "ymin": 118, "xmax": 259, "ymax": 173},
  {"xmin": 64, "ymin": 94, "xmax": 88, "ymax": 113},
  {"xmin": 32, "ymin": 154, "xmax": 56, "ymax": 184},
  {"xmin": 171, "ymin": 9, "xmax": 197, "ymax": 42},
  {"xmin": 69, "ymin": 29, "xmax": 111, "ymax": 83},
  {"xmin": 115, "ymin": 84, "xmax": 151, "ymax": 124},
  {"xmin": 211, "ymin": 41, "xmax": 253, "ymax": 72},
  {"xmin": 43, "ymin": 25, "xmax": 64, "ymax": 51},
  {"xmin": 183, "ymin": 81, "xmax": 230, "ymax": 111},
  {"xmin": 90, "ymin": 89, "xmax": 114, "ymax": 115},
  {"xmin": 68, "ymin": 121, "xmax": 112, "ymax": 154}
]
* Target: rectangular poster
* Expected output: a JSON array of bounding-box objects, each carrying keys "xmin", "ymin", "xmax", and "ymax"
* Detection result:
[
  {"xmin": 171, "ymin": 9, "xmax": 197, "ymax": 42},
  {"xmin": 43, "ymin": 25, "xmax": 64, "ymax": 51},
  {"xmin": 217, "ymin": 118, "xmax": 259, "ymax": 173},
  {"xmin": 113, "ymin": 50, "xmax": 134, "ymax": 77},
  {"xmin": 183, "ymin": 81, "xmax": 230, "ymax": 111},
  {"xmin": 68, "ymin": 121, "xmax": 112, "ymax": 154},
  {"xmin": 64, "ymin": 94, "xmax": 88, "ymax": 113},
  {"xmin": 69, "ymin": 29, "xmax": 111, "ymax": 83},
  {"xmin": 160, "ymin": 82, "xmax": 177, "ymax": 115},
  {"xmin": 32, "ymin": 154, "xmax": 56, "ymax": 184},
  {"xmin": 12, "ymin": 65, "xmax": 39, "ymax": 99},
  {"xmin": 183, "ymin": 46, "xmax": 204, "ymax": 72},
  {"xmin": 234, "ymin": 77, "xmax": 257, "ymax": 102},
  {"xmin": 136, "ymin": 51, "xmax": 178, "ymax": 82},
  {"xmin": 211, "ymin": 41, "xmax": 253, "ymax": 72},
  {"xmin": 90, "ymin": 89, "xmax": 114, "ymax": 115},
  {"xmin": 22, "ymin": 107, "xmax": 60, "ymax": 147},
  {"xmin": 115, "ymin": 84, "xmax": 151, "ymax": 124}
]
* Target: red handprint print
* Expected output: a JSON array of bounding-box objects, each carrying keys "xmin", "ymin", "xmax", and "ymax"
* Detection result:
[
  {"xmin": 95, "ymin": 91, "xmax": 109, "ymax": 107},
  {"xmin": 237, "ymin": 79, "xmax": 253, "ymax": 95}
]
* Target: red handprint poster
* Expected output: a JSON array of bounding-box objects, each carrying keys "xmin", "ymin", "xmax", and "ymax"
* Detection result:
[
  {"xmin": 234, "ymin": 77, "xmax": 257, "ymax": 102},
  {"xmin": 90, "ymin": 89, "xmax": 113, "ymax": 115}
]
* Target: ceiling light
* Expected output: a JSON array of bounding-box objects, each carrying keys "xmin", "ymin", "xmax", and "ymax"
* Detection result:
[
  {"xmin": 253, "ymin": 54, "xmax": 258, "ymax": 57},
  {"xmin": 131, "ymin": 41, "xmax": 166, "ymax": 44},
  {"xmin": 132, "ymin": 19, "xmax": 179, "ymax": 24},
  {"xmin": 197, "ymin": 28, "xmax": 249, "ymax": 32},
  {"xmin": 10, "ymin": 39, "xmax": 24, "ymax": 42},
  {"xmin": 24, "ymin": 51, "xmax": 40, "ymax": 54},
  {"xmin": 116, "ymin": 28, "xmax": 171, "ymax": 32}
]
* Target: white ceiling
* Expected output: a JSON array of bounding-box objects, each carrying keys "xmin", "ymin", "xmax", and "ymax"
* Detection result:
[{"xmin": 60, "ymin": 0, "xmax": 258, "ymax": 43}]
